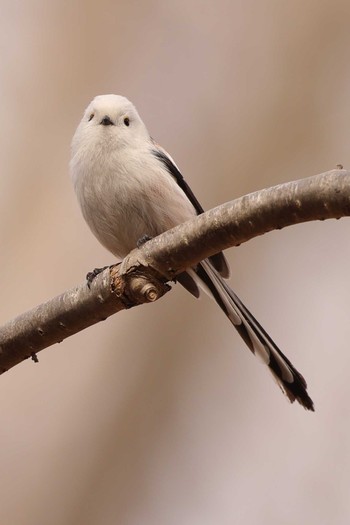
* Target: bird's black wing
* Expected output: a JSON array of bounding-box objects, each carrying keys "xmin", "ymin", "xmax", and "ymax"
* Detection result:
[{"xmin": 152, "ymin": 147, "xmax": 230, "ymax": 278}]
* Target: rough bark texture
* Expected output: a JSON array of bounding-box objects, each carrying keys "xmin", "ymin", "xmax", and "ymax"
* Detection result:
[
  {"xmin": 0, "ymin": 168, "xmax": 349, "ymax": 374},
  {"xmin": 127, "ymin": 169, "xmax": 350, "ymax": 279},
  {"xmin": 0, "ymin": 267, "xmax": 170, "ymax": 373}
]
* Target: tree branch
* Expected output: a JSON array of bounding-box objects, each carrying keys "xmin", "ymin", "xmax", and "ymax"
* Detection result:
[{"xmin": 1, "ymin": 168, "xmax": 349, "ymax": 374}]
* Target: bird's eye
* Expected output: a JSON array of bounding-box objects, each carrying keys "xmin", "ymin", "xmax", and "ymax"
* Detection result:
[
  {"xmin": 88, "ymin": 113, "xmax": 94, "ymax": 122},
  {"xmin": 124, "ymin": 117, "xmax": 130, "ymax": 127}
]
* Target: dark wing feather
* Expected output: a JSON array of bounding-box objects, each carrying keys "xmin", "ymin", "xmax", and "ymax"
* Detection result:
[{"xmin": 152, "ymin": 148, "xmax": 230, "ymax": 278}]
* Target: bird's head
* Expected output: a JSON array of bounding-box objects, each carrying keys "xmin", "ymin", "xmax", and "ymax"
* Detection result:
[{"xmin": 71, "ymin": 94, "xmax": 149, "ymax": 160}]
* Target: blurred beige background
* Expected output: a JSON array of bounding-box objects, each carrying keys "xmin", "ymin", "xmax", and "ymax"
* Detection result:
[{"xmin": 1, "ymin": 1, "xmax": 350, "ymax": 523}]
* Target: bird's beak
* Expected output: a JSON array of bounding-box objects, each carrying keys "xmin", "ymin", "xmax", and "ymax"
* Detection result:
[{"xmin": 100, "ymin": 116, "xmax": 115, "ymax": 126}]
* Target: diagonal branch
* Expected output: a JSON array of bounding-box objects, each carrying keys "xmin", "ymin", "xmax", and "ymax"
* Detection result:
[{"xmin": 0, "ymin": 168, "xmax": 349, "ymax": 374}]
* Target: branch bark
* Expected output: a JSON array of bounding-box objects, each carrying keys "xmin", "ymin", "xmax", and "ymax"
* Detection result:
[{"xmin": 1, "ymin": 168, "xmax": 349, "ymax": 374}]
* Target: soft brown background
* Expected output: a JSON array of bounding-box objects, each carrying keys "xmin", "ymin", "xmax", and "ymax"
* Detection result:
[{"xmin": 1, "ymin": 1, "xmax": 350, "ymax": 523}]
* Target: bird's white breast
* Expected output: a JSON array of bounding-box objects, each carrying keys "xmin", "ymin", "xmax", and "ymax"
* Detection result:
[{"xmin": 71, "ymin": 141, "xmax": 196, "ymax": 259}]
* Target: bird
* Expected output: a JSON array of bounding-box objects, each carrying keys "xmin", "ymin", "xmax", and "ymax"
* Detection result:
[{"xmin": 70, "ymin": 94, "xmax": 314, "ymax": 411}]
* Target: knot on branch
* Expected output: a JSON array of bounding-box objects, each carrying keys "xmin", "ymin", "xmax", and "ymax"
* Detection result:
[
  {"xmin": 128, "ymin": 274, "xmax": 168, "ymax": 303},
  {"xmin": 110, "ymin": 265, "xmax": 171, "ymax": 309}
]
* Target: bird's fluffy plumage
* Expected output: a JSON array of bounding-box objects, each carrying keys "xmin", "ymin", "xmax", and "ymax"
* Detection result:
[{"xmin": 70, "ymin": 94, "xmax": 314, "ymax": 411}]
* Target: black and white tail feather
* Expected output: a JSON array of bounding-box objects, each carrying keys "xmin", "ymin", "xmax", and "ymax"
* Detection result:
[
  {"xmin": 197, "ymin": 261, "xmax": 314, "ymax": 410},
  {"xmin": 154, "ymin": 147, "xmax": 314, "ymax": 411}
]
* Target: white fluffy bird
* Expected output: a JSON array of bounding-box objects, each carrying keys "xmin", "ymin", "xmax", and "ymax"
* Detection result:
[{"xmin": 70, "ymin": 94, "xmax": 314, "ymax": 411}]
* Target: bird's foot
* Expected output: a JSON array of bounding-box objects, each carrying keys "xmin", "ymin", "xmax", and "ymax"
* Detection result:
[
  {"xmin": 86, "ymin": 266, "xmax": 109, "ymax": 288},
  {"xmin": 137, "ymin": 234, "xmax": 153, "ymax": 248}
]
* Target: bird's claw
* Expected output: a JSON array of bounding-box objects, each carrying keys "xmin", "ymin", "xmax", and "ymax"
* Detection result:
[
  {"xmin": 86, "ymin": 266, "xmax": 109, "ymax": 288},
  {"xmin": 137, "ymin": 234, "xmax": 153, "ymax": 248}
]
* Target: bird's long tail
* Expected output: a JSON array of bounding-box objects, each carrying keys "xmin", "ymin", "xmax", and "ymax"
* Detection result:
[{"xmin": 194, "ymin": 260, "xmax": 314, "ymax": 411}]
